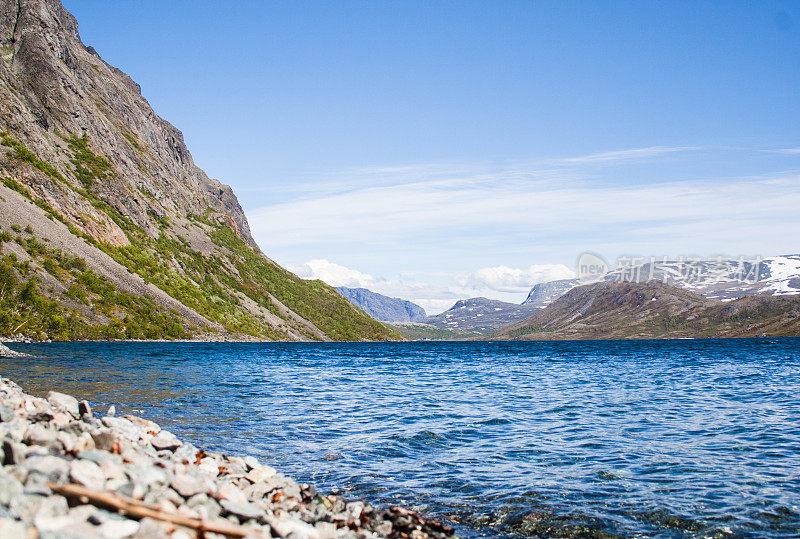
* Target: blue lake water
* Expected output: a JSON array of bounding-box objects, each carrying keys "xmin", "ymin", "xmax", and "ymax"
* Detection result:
[{"xmin": 2, "ymin": 339, "xmax": 800, "ymax": 537}]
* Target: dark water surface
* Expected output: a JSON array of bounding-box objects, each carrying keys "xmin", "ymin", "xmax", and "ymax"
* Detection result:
[{"xmin": 2, "ymin": 339, "xmax": 800, "ymax": 537}]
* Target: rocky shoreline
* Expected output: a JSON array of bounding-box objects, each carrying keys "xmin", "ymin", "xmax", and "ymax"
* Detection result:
[{"xmin": 0, "ymin": 376, "xmax": 455, "ymax": 538}]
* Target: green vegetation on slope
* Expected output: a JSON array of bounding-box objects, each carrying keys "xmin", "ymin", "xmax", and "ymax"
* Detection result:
[
  {"xmin": 388, "ymin": 323, "xmax": 483, "ymax": 341},
  {"xmin": 209, "ymin": 225, "xmax": 399, "ymax": 341},
  {"xmin": 0, "ymin": 227, "xmax": 188, "ymax": 340},
  {"xmin": 1, "ymin": 134, "xmax": 400, "ymax": 341}
]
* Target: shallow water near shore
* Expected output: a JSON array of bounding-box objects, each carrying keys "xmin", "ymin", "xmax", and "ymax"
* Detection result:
[{"xmin": 3, "ymin": 338, "xmax": 800, "ymax": 537}]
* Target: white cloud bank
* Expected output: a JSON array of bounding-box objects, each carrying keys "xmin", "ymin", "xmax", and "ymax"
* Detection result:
[
  {"xmin": 459, "ymin": 264, "xmax": 575, "ymax": 293},
  {"xmin": 288, "ymin": 259, "xmax": 373, "ymax": 288}
]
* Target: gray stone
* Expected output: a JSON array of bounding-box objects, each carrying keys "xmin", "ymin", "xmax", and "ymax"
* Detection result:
[
  {"xmin": 78, "ymin": 400, "xmax": 93, "ymax": 418},
  {"xmin": 130, "ymin": 517, "xmax": 171, "ymax": 539},
  {"xmin": 73, "ymin": 432, "xmax": 96, "ymax": 453},
  {"xmin": 4, "ymin": 464, "xmax": 29, "ymax": 484},
  {"xmin": 92, "ymin": 430, "xmax": 124, "ymax": 452},
  {"xmin": 0, "ymin": 470, "xmax": 24, "ymax": 505},
  {"xmin": 24, "ymin": 473, "xmax": 53, "ymax": 495},
  {"xmin": 151, "ymin": 430, "xmax": 181, "ymax": 451},
  {"xmin": 23, "ymin": 455, "xmax": 70, "ymax": 482},
  {"xmin": 0, "ymin": 343, "xmax": 27, "ymax": 358},
  {"xmin": 70, "ymin": 459, "xmax": 105, "ymax": 490},
  {"xmin": 56, "ymin": 430, "xmax": 78, "ymax": 453},
  {"xmin": 106, "ymin": 405, "xmax": 116, "ymax": 417},
  {"xmin": 24, "ymin": 423, "xmax": 58, "ymax": 447},
  {"xmin": 170, "ymin": 473, "xmax": 206, "ymax": 498},
  {"xmin": 171, "ymin": 443, "xmax": 198, "ymax": 462},
  {"xmin": 244, "ymin": 480, "xmax": 274, "ymax": 501},
  {"xmin": 243, "ymin": 456, "xmax": 260, "ymax": 471},
  {"xmin": 143, "ymin": 486, "xmax": 184, "ymax": 507},
  {"xmin": 96, "ymin": 518, "xmax": 140, "ymax": 538},
  {"xmin": 47, "ymin": 392, "xmax": 80, "ymax": 418},
  {"xmin": 220, "ymin": 498, "xmax": 263, "ymax": 521},
  {"xmin": 77, "ymin": 449, "xmax": 120, "ymax": 466},
  {"xmin": 375, "ymin": 521, "xmax": 393, "ymax": 536},
  {"xmin": 246, "ymin": 464, "xmax": 277, "ymax": 484},
  {"xmin": 345, "ymin": 501, "xmax": 364, "ymax": 520},
  {"xmin": 2, "ymin": 439, "xmax": 25, "ymax": 465},
  {"xmin": 125, "ymin": 464, "xmax": 166, "ymax": 486},
  {"xmin": 0, "ymin": 518, "xmax": 27, "ymax": 539},
  {"xmin": 38, "ymin": 521, "xmax": 99, "ymax": 538},
  {"xmin": 67, "ymin": 504, "xmax": 100, "ymax": 523},
  {"xmin": 102, "ymin": 417, "xmax": 144, "ymax": 441},
  {"xmin": 10, "ymin": 493, "xmax": 67, "ymax": 523},
  {"xmin": 0, "ymin": 404, "xmax": 14, "ymax": 422},
  {"xmin": 5, "ymin": 417, "xmax": 28, "ymax": 442}
]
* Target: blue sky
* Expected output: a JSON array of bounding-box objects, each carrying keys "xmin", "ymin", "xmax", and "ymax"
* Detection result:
[{"xmin": 64, "ymin": 1, "xmax": 800, "ymax": 312}]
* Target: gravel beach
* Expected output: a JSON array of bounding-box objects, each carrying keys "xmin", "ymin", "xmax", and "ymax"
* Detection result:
[{"xmin": 0, "ymin": 375, "xmax": 455, "ymax": 538}]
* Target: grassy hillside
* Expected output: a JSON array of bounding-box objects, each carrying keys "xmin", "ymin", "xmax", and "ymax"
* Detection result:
[
  {"xmin": 0, "ymin": 135, "xmax": 400, "ymax": 341},
  {"xmin": 388, "ymin": 323, "xmax": 483, "ymax": 341}
]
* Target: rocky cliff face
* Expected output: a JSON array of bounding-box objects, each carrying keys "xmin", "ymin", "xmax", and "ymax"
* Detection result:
[
  {"xmin": 522, "ymin": 278, "xmax": 579, "ymax": 308},
  {"xmin": 336, "ymin": 287, "xmax": 427, "ymax": 323},
  {"xmin": 0, "ymin": 0, "xmax": 399, "ymax": 342},
  {"xmin": 0, "ymin": 0, "xmax": 254, "ymax": 247}
]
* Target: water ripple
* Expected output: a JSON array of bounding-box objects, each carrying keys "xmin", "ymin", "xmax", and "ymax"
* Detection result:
[{"xmin": 2, "ymin": 338, "xmax": 800, "ymax": 537}]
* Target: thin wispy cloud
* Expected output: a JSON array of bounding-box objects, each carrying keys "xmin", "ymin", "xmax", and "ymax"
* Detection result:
[
  {"xmin": 551, "ymin": 146, "xmax": 700, "ymax": 165},
  {"xmin": 247, "ymin": 146, "xmax": 800, "ymax": 309}
]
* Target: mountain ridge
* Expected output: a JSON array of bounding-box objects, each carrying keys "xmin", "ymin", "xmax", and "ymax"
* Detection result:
[
  {"xmin": 494, "ymin": 280, "xmax": 800, "ymax": 340},
  {"xmin": 336, "ymin": 286, "xmax": 426, "ymax": 323},
  {"xmin": 0, "ymin": 0, "xmax": 399, "ymax": 342},
  {"xmin": 421, "ymin": 297, "xmax": 539, "ymax": 333}
]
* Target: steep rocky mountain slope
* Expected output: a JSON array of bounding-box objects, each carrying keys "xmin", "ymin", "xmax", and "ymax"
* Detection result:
[
  {"xmin": 522, "ymin": 278, "xmax": 579, "ymax": 308},
  {"xmin": 336, "ymin": 286, "xmax": 426, "ymax": 323},
  {"xmin": 0, "ymin": 0, "xmax": 398, "ymax": 341},
  {"xmin": 421, "ymin": 297, "xmax": 539, "ymax": 332},
  {"xmin": 494, "ymin": 281, "xmax": 800, "ymax": 340}
]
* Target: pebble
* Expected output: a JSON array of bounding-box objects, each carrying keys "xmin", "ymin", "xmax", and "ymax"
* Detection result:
[
  {"xmin": 70, "ymin": 460, "xmax": 105, "ymax": 490},
  {"xmin": 0, "ymin": 404, "xmax": 14, "ymax": 423},
  {"xmin": 170, "ymin": 472, "xmax": 206, "ymax": 498},
  {"xmin": 150, "ymin": 430, "xmax": 181, "ymax": 451},
  {"xmin": 101, "ymin": 417, "xmax": 143, "ymax": 442},
  {"xmin": 0, "ymin": 377, "xmax": 455, "ymax": 538},
  {"xmin": 246, "ymin": 463, "xmax": 277, "ymax": 484},
  {"xmin": 220, "ymin": 498, "xmax": 263, "ymax": 520},
  {"xmin": 0, "ymin": 517, "xmax": 27, "ymax": 539},
  {"xmin": 24, "ymin": 424, "xmax": 58, "ymax": 447},
  {"xmin": 47, "ymin": 392, "xmax": 80, "ymax": 418},
  {"xmin": 96, "ymin": 517, "xmax": 140, "ymax": 539},
  {"xmin": 79, "ymin": 400, "xmax": 93, "ymax": 418}
]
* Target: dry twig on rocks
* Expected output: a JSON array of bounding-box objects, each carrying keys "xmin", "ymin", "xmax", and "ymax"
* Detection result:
[{"xmin": 49, "ymin": 483, "xmax": 254, "ymax": 538}]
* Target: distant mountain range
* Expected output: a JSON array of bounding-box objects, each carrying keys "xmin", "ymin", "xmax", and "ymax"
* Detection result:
[
  {"xmin": 392, "ymin": 255, "xmax": 800, "ymax": 336},
  {"xmin": 420, "ymin": 297, "xmax": 539, "ymax": 332},
  {"xmin": 493, "ymin": 280, "xmax": 800, "ymax": 340},
  {"xmin": 602, "ymin": 255, "xmax": 800, "ymax": 300},
  {"xmin": 522, "ymin": 256, "xmax": 800, "ymax": 308},
  {"xmin": 336, "ymin": 287, "xmax": 426, "ymax": 323}
]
